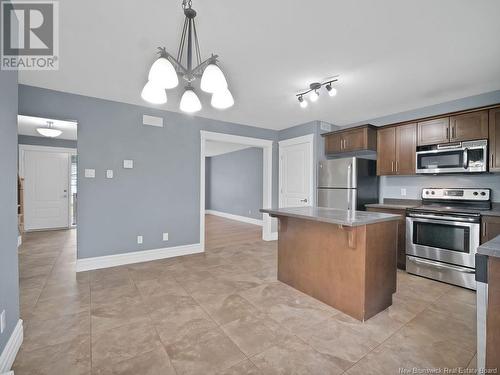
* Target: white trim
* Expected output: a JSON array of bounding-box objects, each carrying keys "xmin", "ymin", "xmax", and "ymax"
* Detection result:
[
  {"xmin": 76, "ymin": 243, "xmax": 202, "ymax": 272},
  {"xmin": 200, "ymin": 131, "xmax": 275, "ymax": 246},
  {"xmin": 263, "ymin": 231, "xmax": 278, "ymax": 241},
  {"xmin": 278, "ymin": 133, "xmax": 315, "ymax": 208},
  {"xmin": 0, "ymin": 320, "xmax": 23, "ymax": 373},
  {"xmin": 17, "ymin": 236, "xmax": 22, "ymax": 248},
  {"xmin": 205, "ymin": 210, "xmax": 263, "ymax": 226}
]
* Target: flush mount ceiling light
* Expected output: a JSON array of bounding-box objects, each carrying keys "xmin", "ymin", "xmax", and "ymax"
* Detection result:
[
  {"xmin": 36, "ymin": 121, "xmax": 62, "ymax": 138},
  {"xmin": 141, "ymin": 0, "xmax": 233, "ymax": 113},
  {"xmin": 296, "ymin": 76, "xmax": 339, "ymax": 108}
]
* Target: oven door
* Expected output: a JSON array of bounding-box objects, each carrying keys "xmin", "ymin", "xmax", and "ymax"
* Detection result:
[{"xmin": 406, "ymin": 215, "xmax": 479, "ymax": 268}]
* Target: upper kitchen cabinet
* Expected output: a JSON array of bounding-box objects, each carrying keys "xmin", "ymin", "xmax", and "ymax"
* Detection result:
[
  {"xmin": 490, "ymin": 108, "xmax": 500, "ymax": 172},
  {"xmin": 417, "ymin": 117, "xmax": 450, "ymax": 146},
  {"xmin": 323, "ymin": 125, "xmax": 377, "ymax": 155},
  {"xmin": 450, "ymin": 110, "xmax": 489, "ymax": 142},
  {"xmin": 377, "ymin": 123, "xmax": 416, "ymax": 176}
]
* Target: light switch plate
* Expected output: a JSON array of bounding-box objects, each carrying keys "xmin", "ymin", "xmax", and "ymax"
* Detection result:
[
  {"xmin": 137, "ymin": 235, "xmax": 143, "ymax": 244},
  {"xmin": 106, "ymin": 170, "xmax": 113, "ymax": 179},
  {"xmin": 163, "ymin": 232, "xmax": 169, "ymax": 241},
  {"xmin": 84, "ymin": 169, "xmax": 95, "ymax": 178},
  {"xmin": 123, "ymin": 160, "xmax": 133, "ymax": 169}
]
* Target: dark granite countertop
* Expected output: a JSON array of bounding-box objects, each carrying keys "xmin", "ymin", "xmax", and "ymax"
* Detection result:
[
  {"xmin": 477, "ymin": 235, "xmax": 500, "ymax": 258},
  {"xmin": 481, "ymin": 203, "xmax": 500, "ymax": 217},
  {"xmin": 260, "ymin": 207, "xmax": 401, "ymax": 227}
]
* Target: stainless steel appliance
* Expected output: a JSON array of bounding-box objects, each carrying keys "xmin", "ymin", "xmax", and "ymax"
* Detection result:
[
  {"xmin": 406, "ymin": 187, "xmax": 491, "ymax": 290},
  {"xmin": 416, "ymin": 139, "xmax": 488, "ymax": 174},
  {"xmin": 317, "ymin": 157, "xmax": 378, "ymax": 210}
]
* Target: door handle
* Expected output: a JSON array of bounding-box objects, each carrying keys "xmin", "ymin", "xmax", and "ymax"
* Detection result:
[
  {"xmin": 446, "ymin": 127, "xmax": 449, "ymax": 140},
  {"xmin": 300, "ymin": 198, "xmax": 308, "ymax": 203}
]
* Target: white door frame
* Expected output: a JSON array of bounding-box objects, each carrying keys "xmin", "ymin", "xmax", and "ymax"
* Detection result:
[
  {"xmin": 278, "ymin": 133, "xmax": 315, "ymax": 208},
  {"xmin": 19, "ymin": 144, "xmax": 77, "ymax": 230},
  {"xmin": 200, "ymin": 131, "xmax": 275, "ymax": 250}
]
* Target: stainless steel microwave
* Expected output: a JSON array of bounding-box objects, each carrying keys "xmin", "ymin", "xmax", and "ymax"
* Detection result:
[{"xmin": 416, "ymin": 139, "xmax": 488, "ymax": 174}]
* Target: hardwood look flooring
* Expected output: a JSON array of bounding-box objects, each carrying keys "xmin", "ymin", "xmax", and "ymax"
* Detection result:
[{"xmin": 13, "ymin": 214, "xmax": 477, "ymax": 374}]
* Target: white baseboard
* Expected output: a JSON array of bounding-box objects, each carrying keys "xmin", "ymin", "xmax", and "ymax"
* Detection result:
[
  {"xmin": 0, "ymin": 320, "xmax": 23, "ymax": 373},
  {"xmin": 205, "ymin": 210, "xmax": 263, "ymax": 226},
  {"xmin": 263, "ymin": 232, "xmax": 278, "ymax": 241},
  {"xmin": 17, "ymin": 236, "xmax": 22, "ymax": 248},
  {"xmin": 76, "ymin": 243, "xmax": 203, "ymax": 272}
]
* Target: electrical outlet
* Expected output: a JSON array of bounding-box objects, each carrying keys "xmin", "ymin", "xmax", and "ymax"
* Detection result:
[
  {"xmin": 401, "ymin": 188, "xmax": 407, "ymax": 197},
  {"xmin": 137, "ymin": 235, "xmax": 143, "ymax": 244},
  {"xmin": 163, "ymin": 232, "xmax": 169, "ymax": 241},
  {"xmin": 106, "ymin": 169, "xmax": 113, "ymax": 179},
  {"xmin": 0, "ymin": 309, "xmax": 6, "ymax": 334},
  {"xmin": 123, "ymin": 160, "xmax": 134, "ymax": 169}
]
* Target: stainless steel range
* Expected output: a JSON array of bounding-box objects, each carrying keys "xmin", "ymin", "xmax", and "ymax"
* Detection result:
[{"xmin": 406, "ymin": 188, "xmax": 492, "ymax": 290}]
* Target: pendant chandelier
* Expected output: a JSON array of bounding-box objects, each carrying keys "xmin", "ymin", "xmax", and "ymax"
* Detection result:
[{"xmin": 141, "ymin": 0, "xmax": 234, "ymax": 113}]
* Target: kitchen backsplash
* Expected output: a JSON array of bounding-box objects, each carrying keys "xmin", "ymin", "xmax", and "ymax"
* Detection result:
[{"xmin": 380, "ymin": 174, "xmax": 500, "ymax": 202}]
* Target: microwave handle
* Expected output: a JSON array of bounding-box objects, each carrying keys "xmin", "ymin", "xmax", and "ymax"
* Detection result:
[{"xmin": 463, "ymin": 148, "xmax": 469, "ymax": 169}]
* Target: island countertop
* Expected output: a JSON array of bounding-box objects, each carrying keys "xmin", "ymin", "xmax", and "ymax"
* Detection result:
[{"xmin": 260, "ymin": 206, "xmax": 401, "ymax": 227}]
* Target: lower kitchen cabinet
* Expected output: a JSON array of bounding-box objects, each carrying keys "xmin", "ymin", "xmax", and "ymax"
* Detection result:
[
  {"xmin": 366, "ymin": 207, "xmax": 407, "ymax": 270},
  {"xmin": 481, "ymin": 216, "xmax": 500, "ymax": 244}
]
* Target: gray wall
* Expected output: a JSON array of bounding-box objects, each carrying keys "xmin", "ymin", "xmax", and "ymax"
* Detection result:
[
  {"xmin": 0, "ymin": 71, "xmax": 20, "ymax": 353},
  {"xmin": 205, "ymin": 147, "xmax": 263, "ymax": 220},
  {"xmin": 344, "ymin": 90, "xmax": 500, "ymax": 203},
  {"xmin": 18, "ymin": 134, "xmax": 77, "ymax": 149},
  {"xmin": 19, "ymin": 85, "xmax": 278, "ymax": 259}
]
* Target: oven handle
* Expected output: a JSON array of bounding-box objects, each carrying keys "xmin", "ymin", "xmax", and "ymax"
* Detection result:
[
  {"xmin": 408, "ymin": 213, "xmax": 479, "ymax": 223},
  {"xmin": 463, "ymin": 148, "xmax": 469, "ymax": 169},
  {"xmin": 407, "ymin": 256, "xmax": 475, "ymax": 274}
]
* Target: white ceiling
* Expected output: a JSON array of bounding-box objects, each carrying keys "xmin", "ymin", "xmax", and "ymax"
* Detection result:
[
  {"xmin": 19, "ymin": 0, "xmax": 500, "ymax": 130},
  {"xmin": 205, "ymin": 141, "xmax": 250, "ymax": 157},
  {"xmin": 18, "ymin": 115, "xmax": 78, "ymax": 140}
]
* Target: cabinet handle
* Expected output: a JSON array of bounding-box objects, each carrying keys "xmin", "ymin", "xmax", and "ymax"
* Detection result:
[
  {"xmin": 452, "ymin": 125, "xmax": 456, "ymax": 139},
  {"xmin": 446, "ymin": 127, "xmax": 449, "ymax": 140},
  {"xmin": 491, "ymin": 153, "xmax": 495, "ymax": 167},
  {"xmin": 483, "ymin": 222, "xmax": 486, "ymax": 237},
  {"xmin": 391, "ymin": 161, "xmax": 394, "ymax": 172},
  {"xmin": 395, "ymin": 161, "xmax": 399, "ymax": 172}
]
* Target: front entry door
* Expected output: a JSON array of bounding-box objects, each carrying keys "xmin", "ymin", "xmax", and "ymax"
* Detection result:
[
  {"xmin": 279, "ymin": 135, "xmax": 313, "ymax": 207},
  {"xmin": 24, "ymin": 150, "xmax": 70, "ymax": 230}
]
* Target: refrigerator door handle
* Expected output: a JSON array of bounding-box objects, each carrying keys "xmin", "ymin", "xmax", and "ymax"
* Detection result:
[{"xmin": 347, "ymin": 163, "xmax": 352, "ymax": 211}]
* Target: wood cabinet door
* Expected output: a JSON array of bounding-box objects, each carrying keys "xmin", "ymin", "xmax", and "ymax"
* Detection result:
[
  {"xmin": 450, "ymin": 110, "xmax": 489, "ymax": 142},
  {"xmin": 325, "ymin": 134, "xmax": 342, "ymax": 154},
  {"xmin": 490, "ymin": 108, "xmax": 500, "ymax": 172},
  {"xmin": 395, "ymin": 123, "xmax": 417, "ymax": 175},
  {"xmin": 342, "ymin": 128, "xmax": 366, "ymax": 151},
  {"xmin": 481, "ymin": 216, "xmax": 500, "ymax": 244},
  {"xmin": 377, "ymin": 127, "xmax": 396, "ymax": 175},
  {"xmin": 417, "ymin": 117, "xmax": 450, "ymax": 146}
]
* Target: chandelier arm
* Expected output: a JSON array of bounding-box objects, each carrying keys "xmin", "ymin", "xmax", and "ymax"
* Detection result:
[
  {"xmin": 177, "ymin": 17, "xmax": 189, "ymax": 63},
  {"xmin": 190, "ymin": 54, "xmax": 219, "ymax": 76},
  {"xmin": 192, "ymin": 20, "xmax": 202, "ymax": 67},
  {"xmin": 187, "ymin": 18, "xmax": 193, "ymax": 72}
]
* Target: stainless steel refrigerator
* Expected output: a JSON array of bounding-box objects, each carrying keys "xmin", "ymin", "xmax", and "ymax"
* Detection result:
[{"xmin": 317, "ymin": 157, "xmax": 378, "ymax": 210}]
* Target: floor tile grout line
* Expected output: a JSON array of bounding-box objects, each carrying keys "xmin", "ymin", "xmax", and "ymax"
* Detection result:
[{"xmin": 127, "ymin": 269, "xmax": 181, "ymax": 375}]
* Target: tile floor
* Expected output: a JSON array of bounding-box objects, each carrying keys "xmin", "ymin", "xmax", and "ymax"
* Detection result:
[{"xmin": 14, "ymin": 215, "xmax": 477, "ymax": 374}]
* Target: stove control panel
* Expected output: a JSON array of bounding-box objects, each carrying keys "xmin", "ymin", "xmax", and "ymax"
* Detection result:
[{"xmin": 421, "ymin": 188, "xmax": 490, "ymax": 201}]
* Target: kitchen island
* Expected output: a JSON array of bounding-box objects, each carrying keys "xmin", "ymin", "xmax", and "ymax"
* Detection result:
[{"xmin": 261, "ymin": 206, "xmax": 401, "ymax": 321}]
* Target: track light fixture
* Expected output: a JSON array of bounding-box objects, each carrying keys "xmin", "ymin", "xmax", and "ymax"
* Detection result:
[{"xmin": 296, "ymin": 76, "xmax": 339, "ymax": 108}]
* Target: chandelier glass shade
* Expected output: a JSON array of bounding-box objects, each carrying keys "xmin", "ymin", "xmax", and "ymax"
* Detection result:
[
  {"xmin": 180, "ymin": 87, "xmax": 202, "ymax": 113},
  {"xmin": 142, "ymin": 0, "xmax": 233, "ymax": 112},
  {"xmin": 141, "ymin": 81, "xmax": 167, "ymax": 104},
  {"xmin": 211, "ymin": 88, "xmax": 234, "ymax": 109},
  {"xmin": 37, "ymin": 121, "xmax": 62, "ymax": 138}
]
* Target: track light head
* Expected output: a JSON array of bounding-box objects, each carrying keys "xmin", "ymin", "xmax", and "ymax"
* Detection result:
[
  {"xmin": 298, "ymin": 95, "xmax": 308, "ymax": 108},
  {"xmin": 326, "ymin": 83, "xmax": 337, "ymax": 97}
]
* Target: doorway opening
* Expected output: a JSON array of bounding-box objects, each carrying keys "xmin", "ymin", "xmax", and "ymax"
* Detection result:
[{"xmin": 200, "ymin": 131, "xmax": 275, "ymax": 251}]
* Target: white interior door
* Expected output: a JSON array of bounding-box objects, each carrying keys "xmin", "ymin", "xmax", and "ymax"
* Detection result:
[
  {"xmin": 279, "ymin": 135, "xmax": 313, "ymax": 207},
  {"xmin": 24, "ymin": 150, "xmax": 70, "ymax": 230}
]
